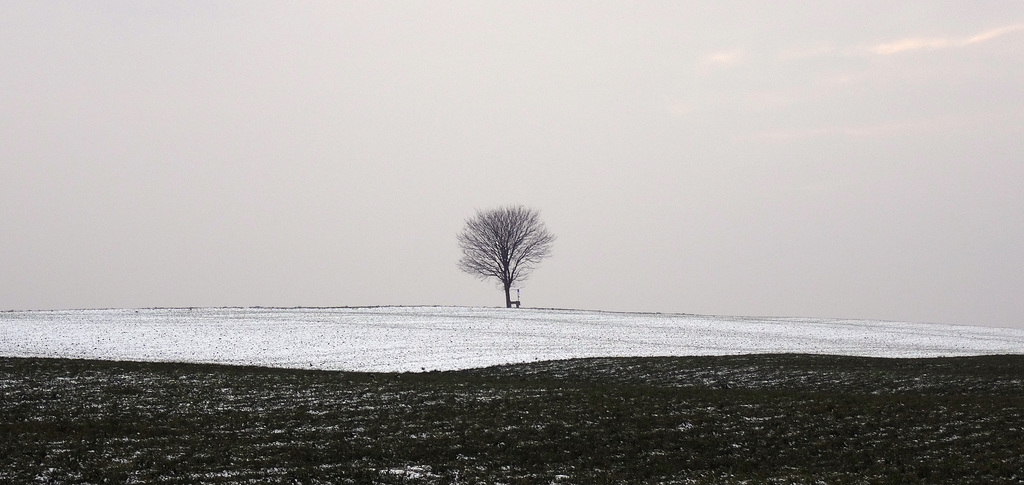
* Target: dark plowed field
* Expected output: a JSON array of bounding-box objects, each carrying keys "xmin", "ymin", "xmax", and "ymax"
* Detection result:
[{"xmin": 2, "ymin": 354, "xmax": 1023, "ymax": 484}]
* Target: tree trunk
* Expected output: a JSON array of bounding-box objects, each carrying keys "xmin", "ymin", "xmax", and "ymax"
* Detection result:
[{"xmin": 504, "ymin": 284, "xmax": 512, "ymax": 308}]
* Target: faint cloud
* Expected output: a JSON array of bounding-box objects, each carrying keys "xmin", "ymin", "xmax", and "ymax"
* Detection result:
[
  {"xmin": 700, "ymin": 49, "xmax": 745, "ymax": 67},
  {"xmin": 746, "ymin": 126, "xmax": 834, "ymax": 143},
  {"xmin": 745, "ymin": 115, "xmax": 974, "ymax": 143},
  {"xmin": 870, "ymin": 23, "xmax": 1024, "ymax": 55},
  {"xmin": 743, "ymin": 89, "xmax": 796, "ymax": 109},
  {"xmin": 778, "ymin": 45, "xmax": 834, "ymax": 60},
  {"xmin": 665, "ymin": 102, "xmax": 692, "ymax": 117},
  {"xmin": 966, "ymin": 23, "xmax": 1024, "ymax": 43},
  {"xmin": 871, "ymin": 38, "xmax": 952, "ymax": 55},
  {"xmin": 815, "ymin": 71, "xmax": 867, "ymax": 87}
]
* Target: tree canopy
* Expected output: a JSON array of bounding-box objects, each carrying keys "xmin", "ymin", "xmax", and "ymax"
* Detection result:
[{"xmin": 457, "ymin": 205, "xmax": 555, "ymax": 308}]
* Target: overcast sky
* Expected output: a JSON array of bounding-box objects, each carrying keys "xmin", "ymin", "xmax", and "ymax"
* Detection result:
[{"xmin": 2, "ymin": 1, "xmax": 1023, "ymax": 328}]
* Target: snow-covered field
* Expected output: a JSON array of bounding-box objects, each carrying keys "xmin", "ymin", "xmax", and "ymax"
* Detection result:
[{"xmin": 2, "ymin": 306, "xmax": 1023, "ymax": 372}]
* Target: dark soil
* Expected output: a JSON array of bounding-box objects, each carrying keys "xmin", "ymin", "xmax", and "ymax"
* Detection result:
[{"xmin": 2, "ymin": 354, "xmax": 1023, "ymax": 484}]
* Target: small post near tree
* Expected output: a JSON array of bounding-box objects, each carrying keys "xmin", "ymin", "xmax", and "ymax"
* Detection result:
[{"xmin": 457, "ymin": 205, "xmax": 555, "ymax": 308}]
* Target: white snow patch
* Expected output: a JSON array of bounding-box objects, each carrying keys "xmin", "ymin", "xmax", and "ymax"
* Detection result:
[
  {"xmin": 1, "ymin": 306, "xmax": 1022, "ymax": 372},
  {"xmin": 380, "ymin": 465, "xmax": 436, "ymax": 479}
]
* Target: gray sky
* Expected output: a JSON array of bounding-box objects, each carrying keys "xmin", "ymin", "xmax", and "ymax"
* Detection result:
[{"xmin": 2, "ymin": 1, "xmax": 1023, "ymax": 328}]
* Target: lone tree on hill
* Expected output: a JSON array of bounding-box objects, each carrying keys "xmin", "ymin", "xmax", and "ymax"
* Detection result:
[{"xmin": 457, "ymin": 205, "xmax": 555, "ymax": 308}]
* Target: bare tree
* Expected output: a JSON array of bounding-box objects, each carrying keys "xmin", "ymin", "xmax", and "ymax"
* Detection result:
[{"xmin": 457, "ymin": 205, "xmax": 555, "ymax": 308}]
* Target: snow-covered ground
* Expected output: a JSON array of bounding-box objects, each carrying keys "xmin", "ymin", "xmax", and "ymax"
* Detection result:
[{"xmin": 2, "ymin": 306, "xmax": 1023, "ymax": 372}]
